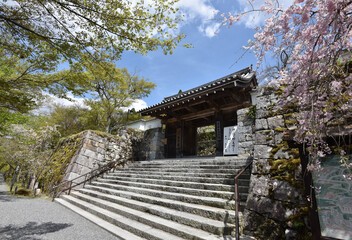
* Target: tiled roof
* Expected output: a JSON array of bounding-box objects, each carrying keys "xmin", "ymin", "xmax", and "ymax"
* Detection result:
[{"xmin": 139, "ymin": 66, "xmax": 256, "ymax": 113}]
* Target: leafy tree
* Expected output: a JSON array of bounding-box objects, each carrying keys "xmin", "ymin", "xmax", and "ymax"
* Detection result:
[
  {"xmin": 224, "ymin": 0, "xmax": 352, "ymax": 172},
  {"xmin": 0, "ymin": 115, "xmax": 60, "ymax": 190},
  {"xmin": 0, "ymin": 47, "xmax": 89, "ymax": 113},
  {"xmin": 0, "ymin": 107, "xmax": 30, "ymax": 133},
  {"xmin": 1, "ymin": 0, "xmax": 184, "ymax": 69},
  {"xmin": 85, "ymin": 62, "xmax": 156, "ymax": 133},
  {"xmin": 47, "ymin": 104, "xmax": 90, "ymax": 137},
  {"xmin": 0, "ymin": 0, "xmax": 185, "ymax": 112}
]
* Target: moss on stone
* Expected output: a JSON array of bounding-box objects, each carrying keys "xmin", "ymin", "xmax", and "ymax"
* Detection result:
[
  {"xmin": 40, "ymin": 133, "xmax": 83, "ymax": 194},
  {"xmin": 285, "ymin": 120, "xmax": 297, "ymax": 125},
  {"xmin": 274, "ymin": 127, "xmax": 287, "ymax": 132}
]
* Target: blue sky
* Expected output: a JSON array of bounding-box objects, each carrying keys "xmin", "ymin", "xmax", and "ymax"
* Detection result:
[
  {"xmin": 45, "ymin": 0, "xmax": 276, "ymax": 112},
  {"xmin": 114, "ymin": 0, "xmax": 267, "ymax": 110}
]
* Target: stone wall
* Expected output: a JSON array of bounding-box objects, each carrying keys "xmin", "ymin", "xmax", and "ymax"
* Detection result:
[
  {"xmin": 134, "ymin": 127, "xmax": 165, "ymax": 161},
  {"xmin": 237, "ymin": 108, "xmax": 255, "ymax": 156},
  {"xmin": 63, "ymin": 128, "xmax": 143, "ymax": 184},
  {"xmin": 48, "ymin": 125, "xmax": 165, "ymax": 191},
  {"xmin": 238, "ymin": 87, "xmax": 311, "ymax": 240}
]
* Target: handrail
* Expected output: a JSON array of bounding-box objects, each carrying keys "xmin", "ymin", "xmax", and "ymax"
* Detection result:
[
  {"xmin": 234, "ymin": 160, "xmax": 252, "ymax": 240},
  {"xmin": 51, "ymin": 160, "xmax": 120, "ymax": 201}
]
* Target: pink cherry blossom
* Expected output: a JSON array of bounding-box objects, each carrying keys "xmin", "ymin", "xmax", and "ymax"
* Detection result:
[{"xmin": 223, "ymin": 0, "xmax": 352, "ymax": 174}]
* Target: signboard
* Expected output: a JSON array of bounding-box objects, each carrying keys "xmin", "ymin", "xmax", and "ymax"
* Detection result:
[
  {"xmin": 313, "ymin": 155, "xmax": 352, "ymax": 240},
  {"xmin": 223, "ymin": 126, "xmax": 238, "ymax": 155}
]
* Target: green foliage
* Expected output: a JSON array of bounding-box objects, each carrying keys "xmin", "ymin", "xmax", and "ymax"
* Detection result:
[
  {"xmin": 0, "ymin": 48, "xmax": 87, "ymax": 113},
  {"xmin": 246, "ymin": 104, "xmax": 256, "ymax": 119},
  {"xmin": 0, "ymin": 112, "xmax": 61, "ymax": 193},
  {"xmin": 0, "ymin": 107, "xmax": 30, "ymax": 132},
  {"xmin": 47, "ymin": 104, "xmax": 90, "ymax": 138},
  {"xmin": 39, "ymin": 134, "xmax": 82, "ymax": 193},
  {"xmin": 197, "ymin": 126, "xmax": 216, "ymax": 156},
  {"xmin": 1, "ymin": 0, "xmax": 185, "ymax": 72},
  {"xmin": 1, "ymin": 0, "xmax": 186, "ymax": 113},
  {"xmin": 0, "ymin": 53, "xmax": 43, "ymax": 112},
  {"xmin": 84, "ymin": 62, "xmax": 156, "ymax": 133}
]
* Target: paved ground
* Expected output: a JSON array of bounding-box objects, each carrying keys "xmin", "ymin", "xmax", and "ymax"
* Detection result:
[{"xmin": 0, "ymin": 174, "xmax": 118, "ymax": 240}]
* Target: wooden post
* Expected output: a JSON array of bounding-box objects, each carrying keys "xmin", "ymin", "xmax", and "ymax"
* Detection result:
[
  {"xmin": 215, "ymin": 111, "xmax": 224, "ymax": 156},
  {"xmin": 176, "ymin": 127, "xmax": 182, "ymax": 158}
]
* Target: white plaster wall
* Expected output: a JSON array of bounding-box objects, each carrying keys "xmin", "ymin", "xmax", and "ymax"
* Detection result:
[{"xmin": 126, "ymin": 118, "xmax": 162, "ymax": 131}]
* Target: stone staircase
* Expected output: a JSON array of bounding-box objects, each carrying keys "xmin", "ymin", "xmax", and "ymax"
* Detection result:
[{"xmin": 55, "ymin": 156, "xmax": 252, "ymax": 240}]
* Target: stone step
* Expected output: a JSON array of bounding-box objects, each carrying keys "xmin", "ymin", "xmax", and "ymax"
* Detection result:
[
  {"xmin": 111, "ymin": 171, "xmax": 238, "ymax": 179},
  {"xmin": 128, "ymin": 165, "xmax": 248, "ymax": 170},
  {"xmin": 86, "ymin": 183, "xmax": 237, "ymax": 210},
  {"xmin": 98, "ymin": 176, "xmax": 249, "ymax": 192},
  {"xmin": 55, "ymin": 198, "xmax": 145, "ymax": 240},
  {"xmin": 71, "ymin": 191, "xmax": 235, "ymax": 236},
  {"xmin": 133, "ymin": 157, "xmax": 250, "ymax": 166},
  {"xmin": 121, "ymin": 167, "xmax": 242, "ymax": 174},
  {"xmin": 127, "ymin": 163, "xmax": 248, "ymax": 169},
  {"xmin": 96, "ymin": 179, "xmax": 249, "ymax": 199},
  {"xmin": 106, "ymin": 172, "xmax": 250, "ymax": 185},
  {"xmin": 79, "ymin": 188, "xmax": 242, "ymax": 223},
  {"xmin": 61, "ymin": 195, "xmax": 189, "ymax": 240}
]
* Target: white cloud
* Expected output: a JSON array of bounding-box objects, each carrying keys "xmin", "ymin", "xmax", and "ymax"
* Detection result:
[
  {"xmin": 122, "ymin": 99, "xmax": 148, "ymax": 112},
  {"xmin": 201, "ymin": 22, "xmax": 222, "ymax": 38},
  {"xmin": 32, "ymin": 92, "xmax": 88, "ymax": 115},
  {"xmin": 48, "ymin": 92, "xmax": 87, "ymax": 108},
  {"xmin": 33, "ymin": 92, "xmax": 148, "ymax": 115},
  {"xmin": 235, "ymin": 0, "xmax": 293, "ymax": 28},
  {"xmin": 176, "ymin": 0, "xmax": 221, "ymax": 38}
]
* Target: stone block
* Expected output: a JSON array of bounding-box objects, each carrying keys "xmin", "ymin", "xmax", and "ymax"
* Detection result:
[
  {"xmin": 246, "ymin": 194, "xmax": 287, "ymax": 221},
  {"xmin": 82, "ymin": 148, "xmax": 97, "ymax": 158},
  {"xmin": 242, "ymin": 209, "xmax": 285, "ymax": 239},
  {"xmin": 238, "ymin": 148, "xmax": 247, "ymax": 155},
  {"xmin": 249, "ymin": 175, "xmax": 269, "ymax": 196},
  {"xmin": 66, "ymin": 172, "xmax": 80, "ymax": 181},
  {"xmin": 71, "ymin": 163, "xmax": 82, "ymax": 174},
  {"xmin": 245, "ymin": 134, "xmax": 253, "ymax": 141},
  {"xmin": 238, "ymin": 141, "xmax": 254, "ymax": 150},
  {"xmin": 80, "ymin": 166, "xmax": 91, "ymax": 176},
  {"xmin": 82, "ymin": 142, "xmax": 97, "ymax": 152},
  {"xmin": 96, "ymin": 147, "xmax": 105, "ymax": 154},
  {"xmin": 75, "ymin": 155, "xmax": 89, "ymax": 165},
  {"xmin": 287, "ymin": 124, "xmax": 298, "ymax": 131},
  {"xmin": 256, "ymin": 109, "xmax": 268, "ymax": 119},
  {"xmin": 255, "ymin": 119, "xmax": 268, "ymax": 130},
  {"xmin": 274, "ymin": 132, "xmax": 284, "ymax": 144},
  {"xmin": 237, "ymin": 108, "xmax": 249, "ymax": 117},
  {"xmin": 256, "ymin": 95, "xmax": 271, "ymax": 109},
  {"xmin": 255, "ymin": 130, "xmax": 273, "ymax": 145},
  {"xmin": 273, "ymin": 148, "xmax": 291, "ymax": 159},
  {"xmin": 252, "ymin": 158, "xmax": 271, "ymax": 174},
  {"xmin": 268, "ymin": 115, "xmax": 285, "ymax": 129},
  {"xmin": 270, "ymin": 179, "xmax": 304, "ymax": 203},
  {"xmin": 238, "ymin": 125, "xmax": 253, "ymax": 134},
  {"xmin": 254, "ymin": 145, "xmax": 272, "ymax": 159},
  {"xmin": 239, "ymin": 132, "xmax": 252, "ymax": 142}
]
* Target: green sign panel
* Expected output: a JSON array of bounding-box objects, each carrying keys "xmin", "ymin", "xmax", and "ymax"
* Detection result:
[{"xmin": 313, "ymin": 155, "xmax": 352, "ymax": 240}]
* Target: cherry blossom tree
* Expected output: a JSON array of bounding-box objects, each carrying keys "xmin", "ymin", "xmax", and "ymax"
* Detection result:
[{"xmin": 224, "ymin": 0, "xmax": 352, "ymax": 174}]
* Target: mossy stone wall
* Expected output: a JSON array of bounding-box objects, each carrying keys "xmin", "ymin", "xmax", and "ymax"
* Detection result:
[
  {"xmin": 43, "ymin": 128, "xmax": 143, "ymax": 192},
  {"xmin": 238, "ymin": 87, "xmax": 311, "ymax": 240}
]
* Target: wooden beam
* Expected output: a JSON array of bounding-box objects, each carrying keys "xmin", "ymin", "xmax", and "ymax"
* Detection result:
[
  {"xmin": 184, "ymin": 105, "xmax": 197, "ymax": 113},
  {"xmin": 206, "ymin": 99, "xmax": 220, "ymax": 110}
]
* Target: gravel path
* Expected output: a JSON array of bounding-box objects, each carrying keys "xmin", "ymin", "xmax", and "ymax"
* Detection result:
[{"xmin": 0, "ymin": 174, "xmax": 118, "ymax": 240}]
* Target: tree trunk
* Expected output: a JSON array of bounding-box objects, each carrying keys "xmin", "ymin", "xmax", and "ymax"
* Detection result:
[{"xmin": 106, "ymin": 115, "xmax": 112, "ymax": 133}]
